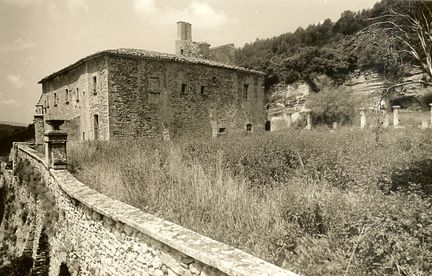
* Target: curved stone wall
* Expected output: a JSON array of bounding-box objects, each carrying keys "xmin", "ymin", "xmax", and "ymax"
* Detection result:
[{"xmin": 2, "ymin": 143, "xmax": 297, "ymax": 276}]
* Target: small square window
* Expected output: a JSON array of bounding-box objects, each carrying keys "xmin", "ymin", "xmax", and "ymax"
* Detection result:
[
  {"xmin": 246, "ymin": 123, "xmax": 253, "ymax": 132},
  {"xmin": 181, "ymin": 83, "xmax": 187, "ymax": 93},
  {"xmin": 218, "ymin": 127, "xmax": 226, "ymax": 134}
]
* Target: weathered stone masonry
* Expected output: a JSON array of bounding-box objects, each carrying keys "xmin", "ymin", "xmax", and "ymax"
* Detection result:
[
  {"xmin": 36, "ymin": 23, "xmax": 264, "ymax": 141},
  {"xmin": 1, "ymin": 142, "xmax": 297, "ymax": 276},
  {"xmin": 108, "ymin": 53, "xmax": 264, "ymax": 139}
]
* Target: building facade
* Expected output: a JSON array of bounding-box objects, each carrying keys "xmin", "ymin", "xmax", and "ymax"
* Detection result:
[{"xmin": 36, "ymin": 23, "xmax": 265, "ymax": 141}]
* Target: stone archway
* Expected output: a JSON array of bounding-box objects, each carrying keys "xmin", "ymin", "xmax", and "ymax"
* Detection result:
[{"xmin": 59, "ymin": 263, "xmax": 72, "ymax": 276}]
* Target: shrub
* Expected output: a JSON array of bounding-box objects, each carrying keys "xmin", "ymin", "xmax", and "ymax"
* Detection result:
[
  {"xmin": 306, "ymin": 86, "xmax": 356, "ymax": 126},
  {"xmin": 68, "ymin": 128, "xmax": 432, "ymax": 275}
]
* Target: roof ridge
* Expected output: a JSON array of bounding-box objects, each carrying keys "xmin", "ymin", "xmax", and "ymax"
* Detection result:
[{"xmin": 38, "ymin": 48, "xmax": 264, "ymax": 84}]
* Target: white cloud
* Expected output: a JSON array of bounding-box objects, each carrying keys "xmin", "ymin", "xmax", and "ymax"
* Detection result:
[
  {"xmin": 6, "ymin": 74, "xmax": 25, "ymax": 89},
  {"xmin": 133, "ymin": 0, "xmax": 230, "ymax": 28},
  {"xmin": 134, "ymin": 0, "xmax": 157, "ymax": 14},
  {"xmin": 1, "ymin": 0, "xmax": 88, "ymax": 12},
  {"xmin": 1, "ymin": 98, "xmax": 20, "ymax": 106},
  {"xmin": 0, "ymin": 93, "xmax": 20, "ymax": 106},
  {"xmin": 0, "ymin": 38, "xmax": 36, "ymax": 52},
  {"xmin": 0, "ymin": 0, "xmax": 44, "ymax": 6},
  {"xmin": 65, "ymin": 0, "xmax": 89, "ymax": 12}
]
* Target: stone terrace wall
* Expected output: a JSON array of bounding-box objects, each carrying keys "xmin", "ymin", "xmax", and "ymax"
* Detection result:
[{"xmin": 2, "ymin": 143, "xmax": 297, "ymax": 276}]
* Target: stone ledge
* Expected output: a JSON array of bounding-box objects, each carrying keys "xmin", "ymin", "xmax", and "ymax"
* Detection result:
[{"xmin": 17, "ymin": 144, "xmax": 298, "ymax": 276}]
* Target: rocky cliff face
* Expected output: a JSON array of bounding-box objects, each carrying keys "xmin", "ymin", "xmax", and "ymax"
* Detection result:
[
  {"xmin": 268, "ymin": 70, "xmax": 432, "ymax": 113},
  {"xmin": 345, "ymin": 70, "xmax": 432, "ymax": 109}
]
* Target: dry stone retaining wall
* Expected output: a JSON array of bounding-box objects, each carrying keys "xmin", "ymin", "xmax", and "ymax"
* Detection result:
[{"xmin": 1, "ymin": 143, "xmax": 297, "ymax": 276}]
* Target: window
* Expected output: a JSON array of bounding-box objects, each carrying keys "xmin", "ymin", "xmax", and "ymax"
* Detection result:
[
  {"xmin": 200, "ymin": 86, "xmax": 206, "ymax": 95},
  {"xmin": 65, "ymin": 89, "xmax": 69, "ymax": 104},
  {"xmin": 243, "ymin": 84, "xmax": 249, "ymax": 99},
  {"xmin": 180, "ymin": 49, "xmax": 184, "ymax": 55},
  {"xmin": 265, "ymin": 121, "xmax": 271, "ymax": 131},
  {"xmin": 94, "ymin": 115, "xmax": 99, "ymax": 140},
  {"xmin": 54, "ymin": 93, "xmax": 57, "ymax": 106},
  {"xmin": 218, "ymin": 128, "xmax": 226, "ymax": 135},
  {"xmin": 76, "ymin": 88, "xmax": 79, "ymax": 102},
  {"xmin": 149, "ymin": 77, "xmax": 160, "ymax": 93},
  {"xmin": 45, "ymin": 99, "xmax": 49, "ymax": 109},
  {"xmin": 82, "ymin": 131, "xmax": 85, "ymax": 140},
  {"xmin": 92, "ymin": 76, "xmax": 97, "ymax": 94},
  {"xmin": 246, "ymin": 123, "xmax": 253, "ymax": 132},
  {"xmin": 181, "ymin": 83, "xmax": 187, "ymax": 93},
  {"xmin": 212, "ymin": 76, "xmax": 217, "ymax": 83}
]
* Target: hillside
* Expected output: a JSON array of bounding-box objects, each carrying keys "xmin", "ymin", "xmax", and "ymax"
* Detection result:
[
  {"xmin": 0, "ymin": 124, "xmax": 34, "ymax": 157},
  {"xmin": 234, "ymin": 0, "xmax": 427, "ymax": 104}
]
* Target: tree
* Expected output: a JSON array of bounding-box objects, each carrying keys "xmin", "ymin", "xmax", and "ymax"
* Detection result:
[
  {"xmin": 369, "ymin": 1, "xmax": 432, "ymax": 84},
  {"xmin": 306, "ymin": 86, "xmax": 356, "ymax": 126}
]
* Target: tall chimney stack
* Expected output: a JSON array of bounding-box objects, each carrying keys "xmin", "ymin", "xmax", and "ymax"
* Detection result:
[{"xmin": 177, "ymin": 21, "xmax": 192, "ymax": 41}]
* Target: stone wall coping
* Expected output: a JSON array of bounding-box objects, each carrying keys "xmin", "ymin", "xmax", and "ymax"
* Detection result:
[
  {"xmin": 16, "ymin": 144, "xmax": 297, "ymax": 276},
  {"xmin": 14, "ymin": 143, "xmax": 48, "ymax": 168}
]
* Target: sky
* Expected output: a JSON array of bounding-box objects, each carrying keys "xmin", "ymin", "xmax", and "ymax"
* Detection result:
[{"xmin": 0, "ymin": 0, "xmax": 379, "ymax": 124}]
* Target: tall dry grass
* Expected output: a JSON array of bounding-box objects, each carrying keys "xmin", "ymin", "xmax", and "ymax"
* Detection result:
[{"xmin": 68, "ymin": 129, "xmax": 432, "ymax": 275}]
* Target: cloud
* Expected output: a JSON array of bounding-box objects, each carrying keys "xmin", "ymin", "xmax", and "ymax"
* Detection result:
[
  {"xmin": 134, "ymin": 0, "xmax": 157, "ymax": 14},
  {"xmin": 0, "ymin": 0, "xmax": 89, "ymax": 12},
  {"xmin": 0, "ymin": 93, "xmax": 20, "ymax": 106},
  {"xmin": 6, "ymin": 74, "xmax": 25, "ymax": 89},
  {"xmin": 133, "ymin": 0, "xmax": 230, "ymax": 28},
  {"xmin": 0, "ymin": 38, "xmax": 36, "ymax": 52},
  {"xmin": 0, "ymin": 0, "xmax": 44, "ymax": 6},
  {"xmin": 65, "ymin": 0, "xmax": 89, "ymax": 12},
  {"xmin": 1, "ymin": 98, "xmax": 20, "ymax": 106}
]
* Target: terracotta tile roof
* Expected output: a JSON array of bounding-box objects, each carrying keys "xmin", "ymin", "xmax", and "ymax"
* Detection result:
[{"xmin": 38, "ymin": 48, "xmax": 265, "ymax": 83}]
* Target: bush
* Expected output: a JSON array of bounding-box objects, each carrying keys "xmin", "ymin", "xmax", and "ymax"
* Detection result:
[
  {"xmin": 68, "ymin": 128, "xmax": 432, "ymax": 275},
  {"xmin": 306, "ymin": 86, "xmax": 356, "ymax": 126}
]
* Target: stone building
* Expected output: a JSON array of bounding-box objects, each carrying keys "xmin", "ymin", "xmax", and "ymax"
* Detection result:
[{"xmin": 35, "ymin": 22, "xmax": 265, "ymax": 141}]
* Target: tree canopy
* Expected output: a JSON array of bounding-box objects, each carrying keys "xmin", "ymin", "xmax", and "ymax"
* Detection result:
[{"xmin": 235, "ymin": 0, "xmax": 425, "ymax": 93}]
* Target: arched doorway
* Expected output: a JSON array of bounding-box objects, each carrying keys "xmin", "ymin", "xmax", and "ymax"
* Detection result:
[
  {"xmin": 32, "ymin": 228, "xmax": 50, "ymax": 275},
  {"xmin": 59, "ymin": 263, "xmax": 72, "ymax": 276}
]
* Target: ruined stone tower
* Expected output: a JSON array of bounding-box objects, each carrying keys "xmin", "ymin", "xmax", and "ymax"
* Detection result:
[
  {"xmin": 175, "ymin": 21, "xmax": 210, "ymax": 59},
  {"xmin": 175, "ymin": 21, "xmax": 235, "ymax": 64}
]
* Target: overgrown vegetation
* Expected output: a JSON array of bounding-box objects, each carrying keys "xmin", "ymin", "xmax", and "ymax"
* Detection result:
[
  {"xmin": 69, "ymin": 129, "xmax": 432, "ymax": 275},
  {"xmin": 235, "ymin": 0, "xmax": 428, "ymax": 96},
  {"xmin": 0, "ymin": 124, "xmax": 34, "ymax": 159},
  {"xmin": 306, "ymin": 86, "xmax": 357, "ymax": 126},
  {"xmin": 0, "ymin": 255, "xmax": 33, "ymax": 276},
  {"xmin": 14, "ymin": 158, "xmax": 59, "ymax": 235}
]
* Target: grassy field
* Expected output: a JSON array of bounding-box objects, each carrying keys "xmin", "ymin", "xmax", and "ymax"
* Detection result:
[{"xmin": 68, "ymin": 128, "xmax": 432, "ymax": 275}]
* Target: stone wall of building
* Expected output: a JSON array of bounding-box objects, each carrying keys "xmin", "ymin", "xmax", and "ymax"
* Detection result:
[
  {"xmin": 39, "ymin": 55, "xmax": 110, "ymax": 141},
  {"xmin": 108, "ymin": 56, "xmax": 265, "ymax": 139},
  {"xmin": 208, "ymin": 44, "xmax": 235, "ymax": 65},
  {"xmin": 0, "ymin": 143, "xmax": 296, "ymax": 276},
  {"xmin": 176, "ymin": 40, "xmax": 211, "ymax": 59},
  {"xmin": 33, "ymin": 114, "xmax": 44, "ymax": 146}
]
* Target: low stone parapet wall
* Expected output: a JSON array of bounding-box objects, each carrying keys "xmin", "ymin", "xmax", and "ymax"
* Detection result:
[{"xmin": 7, "ymin": 143, "xmax": 297, "ymax": 276}]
